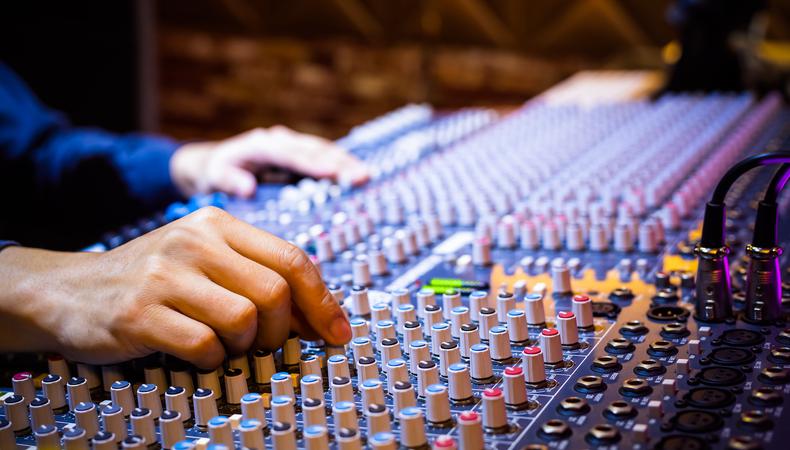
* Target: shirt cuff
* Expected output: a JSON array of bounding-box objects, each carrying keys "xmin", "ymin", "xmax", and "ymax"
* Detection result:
[{"xmin": 0, "ymin": 241, "xmax": 19, "ymax": 253}]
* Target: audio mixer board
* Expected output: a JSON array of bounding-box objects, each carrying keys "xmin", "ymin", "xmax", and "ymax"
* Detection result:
[{"xmin": 2, "ymin": 72, "xmax": 790, "ymax": 450}]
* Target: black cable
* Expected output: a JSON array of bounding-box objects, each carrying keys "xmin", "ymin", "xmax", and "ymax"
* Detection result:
[
  {"xmin": 764, "ymin": 163, "xmax": 790, "ymax": 204},
  {"xmin": 711, "ymin": 152, "xmax": 790, "ymax": 204},
  {"xmin": 750, "ymin": 163, "xmax": 790, "ymax": 248},
  {"xmin": 701, "ymin": 152, "xmax": 790, "ymax": 248}
]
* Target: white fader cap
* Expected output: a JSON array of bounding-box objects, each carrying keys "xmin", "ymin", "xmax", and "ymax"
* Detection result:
[{"xmin": 571, "ymin": 294, "xmax": 594, "ymax": 330}]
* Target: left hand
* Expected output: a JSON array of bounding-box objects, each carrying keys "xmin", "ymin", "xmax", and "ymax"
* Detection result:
[{"xmin": 170, "ymin": 125, "xmax": 369, "ymax": 198}]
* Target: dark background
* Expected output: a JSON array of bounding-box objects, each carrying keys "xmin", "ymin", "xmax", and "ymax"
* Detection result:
[{"xmin": 1, "ymin": 0, "xmax": 789, "ymax": 139}]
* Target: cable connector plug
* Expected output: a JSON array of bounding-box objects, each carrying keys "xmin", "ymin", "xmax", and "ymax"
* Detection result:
[
  {"xmin": 743, "ymin": 244, "xmax": 784, "ymax": 323},
  {"xmin": 694, "ymin": 244, "xmax": 733, "ymax": 322}
]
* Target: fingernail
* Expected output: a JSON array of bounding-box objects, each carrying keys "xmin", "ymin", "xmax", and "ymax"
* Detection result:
[{"xmin": 330, "ymin": 316, "xmax": 352, "ymax": 344}]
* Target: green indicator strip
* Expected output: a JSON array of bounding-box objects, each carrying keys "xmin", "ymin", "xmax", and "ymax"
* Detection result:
[{"xmin": 428, "ymin": 278, "xmax": 489, "ymax": 289}]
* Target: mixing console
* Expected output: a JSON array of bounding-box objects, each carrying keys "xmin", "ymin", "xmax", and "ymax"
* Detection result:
[{"xmin": 2, "ymin": 73, "xmax": 790, "ymax": 450}]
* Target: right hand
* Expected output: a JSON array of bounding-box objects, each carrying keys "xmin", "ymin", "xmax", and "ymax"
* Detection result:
[{"xmin": 0, "ymin": 207, "xmax": 351, "ymax": 369}]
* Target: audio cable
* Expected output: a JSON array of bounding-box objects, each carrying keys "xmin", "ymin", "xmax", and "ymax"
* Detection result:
[
  {"xmin": 696, "ymin": 152, "xmax": 790, "ymax": 322},
  {"xmin": 740, "ymin": 163, "xmax": 790, "ymax": 323}
]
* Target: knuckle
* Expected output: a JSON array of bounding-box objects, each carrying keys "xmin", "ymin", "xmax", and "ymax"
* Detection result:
[
  {"xmin": 227, "ymin": 300, "xmax": 258, "ymax": 330},
  {"xmin": 190, "ymin": 206, "xmax": 228, "ymax": 226},
  {"xmin": 186, "ymin": 329, "xmax": 218, "ymax": 355},
  {"xmin": 268, "ymin": 278, "xmax": 291, "ymax": 303},
  {"xmin": 280, "ymin": 244, "xmax": 312, "ymax": 274}
]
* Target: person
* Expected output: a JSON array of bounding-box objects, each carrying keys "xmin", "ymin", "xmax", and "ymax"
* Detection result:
[{"xmin": 0, "ymin": 61, "xmax": 365, "ymax": 368}]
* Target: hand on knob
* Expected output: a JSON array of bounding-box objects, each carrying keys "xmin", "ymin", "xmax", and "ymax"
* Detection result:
[
  {"xmin": 170, "ymin": 126, "xmax": 369, "ymax": 198},
  {"xmin": 0, "ymin": 207, "xmax": 352, "ymax": 368}
]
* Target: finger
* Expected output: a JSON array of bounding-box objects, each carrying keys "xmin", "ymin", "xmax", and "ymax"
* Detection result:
[
  {"xmin": 165, "ymin": 272, "xmax": 258, "ymax": 355},
  {"xmin": 289, "ymin": 307, "xmax": 321, "ymax": 341},
  {"xmin": 197, "ymin": 245, "xmax": 293, "ymax": 350},
  {"xmin": 141, "ymin": 306, "xmax": 225, "ymax": 369},
  {"xmin": 218, "ymin": 219, "xmax": 351, "ymax": 346},
  {"xmin": 208, "ymin": 165, "xmax": 257, "ymax": 198}
]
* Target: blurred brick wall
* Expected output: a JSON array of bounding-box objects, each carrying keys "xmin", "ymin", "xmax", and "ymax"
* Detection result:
[
  {"xmin": 154, "ymin": 0, "xmax": 790, "ymax": 140},
  {"xmin": 158, "ymin": 32, "xmax": 590, "ymax": 140}
]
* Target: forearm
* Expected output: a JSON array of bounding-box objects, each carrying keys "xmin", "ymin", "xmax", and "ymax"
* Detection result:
[{"xmin": 0, "ymin": 246, "xmax": 87, "ymax": 353}]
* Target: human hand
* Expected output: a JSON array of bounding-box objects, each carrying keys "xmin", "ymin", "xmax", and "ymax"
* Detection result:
[
  {"xmin": 0, "ymin": 207, "xmax": 350, "ymax": 368},
  {"xmin": 170, "ymin": 126, "xmax": 369, "ymax": 198}
]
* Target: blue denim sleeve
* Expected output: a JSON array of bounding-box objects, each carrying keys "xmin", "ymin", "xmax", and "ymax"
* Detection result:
[{"xmin": 0, "ymin": 61, "xmax": 183, "ymax": 214}]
